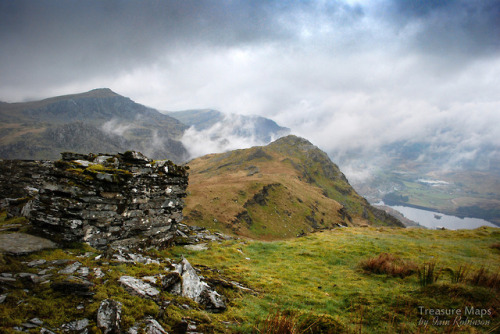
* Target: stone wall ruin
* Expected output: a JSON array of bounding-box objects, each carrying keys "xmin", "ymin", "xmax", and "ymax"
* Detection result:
[{"xmin": 0, "ymin": 151, "xmax": 188, "ymax": 249}]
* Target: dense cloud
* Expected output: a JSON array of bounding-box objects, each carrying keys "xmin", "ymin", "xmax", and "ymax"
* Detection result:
[{"xmin": 1, "ymin": 0, "xmax": 499, "ymax": 178}]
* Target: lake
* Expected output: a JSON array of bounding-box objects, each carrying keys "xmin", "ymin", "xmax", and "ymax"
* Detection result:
[{"xmin": 386, "ymin": 204, "xmax": 497, "ymax": 230}]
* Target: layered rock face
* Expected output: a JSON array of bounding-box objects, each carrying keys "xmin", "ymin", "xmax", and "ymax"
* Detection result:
[{"xmin": 0, "ymin": 151, "xmax": 188, "ymax": 249}]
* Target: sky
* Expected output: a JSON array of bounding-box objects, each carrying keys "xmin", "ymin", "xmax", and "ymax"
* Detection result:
[{"xmin": 1, "ymin": 0, "xmax": 500, "ymax": 175}]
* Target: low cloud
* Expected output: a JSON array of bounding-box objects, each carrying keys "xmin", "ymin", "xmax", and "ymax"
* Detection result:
[
  {"xmin": 181, "ymin": 113, "xmax": 288, "ymax": 159},
  {"xmin": 101, "ymin": 119, "xmax": 132, "ymax": 137}
]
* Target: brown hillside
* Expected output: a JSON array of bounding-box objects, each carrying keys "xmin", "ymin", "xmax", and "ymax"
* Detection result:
[{"xmin": 183, "ymin": 135, "xmax": 403, "ymax": 240}]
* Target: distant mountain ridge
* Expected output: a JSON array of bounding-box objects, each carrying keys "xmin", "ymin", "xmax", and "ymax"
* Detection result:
[
  {"xmin": 183, "ymin": 135, "xmax": 403, "ymax": 240},
  {"xmin": 168, "ymin": 109, "xmax": 291, "ymax": 150},
  {"xmin": 0, "ymin": 89, "xmax": 188, "ymax": 161},
  {"xmin": 0, "ymin": 89, "xmax": 291, "ymax": 163}
]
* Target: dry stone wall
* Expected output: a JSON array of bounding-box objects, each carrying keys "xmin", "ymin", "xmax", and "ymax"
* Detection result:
[{"xmin": 0, "ymin": 151, "xmax": 188, "ymax": 249}]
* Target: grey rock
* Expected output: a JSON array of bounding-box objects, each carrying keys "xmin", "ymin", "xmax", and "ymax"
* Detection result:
[
  {"xmin": 76, "ymin": 267, "xmax": 89, "ymax": 276},
  {"xmin": 0, "ymin": 233, "xmax": 57, "ymax": 255},
  {"xmin": 0, "ymin": 293, "xmax": 8, "ymax": 303},
  {"xmin": 0, "ymin": 276, "xmax": 16, "ymax": 283},
  {"xmin": 21, "ymin": 322, "xmax": 38, "ymax": 328},
  {"xmin": 93, "ymin": 267, "xmax": 105, "ymax": 279},
  {"xmin": 161, "ymin": 272, "xmax": 181, "ymax": 290},
  {"xmin": 51, "ymin": 277, "xmax": 94, "ymax": 296},
  {"xmin": 28, "ymin": 259, "xmax": 47, "ymax": 267},
  {"xmin": 40, "ymin": 328, "xmax": 57, "ymax": 334},
  {"xmin": 0, "ymin": 152, "xmax": 188, "ymax": 250},
  {"xmin": 119, "ymin": 276, "xmax": 159, "ymax": 298},
  {"xmin": 30, "ymin": 317, "xmax": 44, "ymax": 326},
  {"xmin": 58, "ymin": 262, "xmax": 82, "ymax": 274},
  {"xmin": 184, "ymin": 243, "xmax": 209, "ymax": 251},
  {"xmin": 169, "ymin": 258, "xmax": 226, "ymax": 312},
  {"xmin": 97, "ymin": 299, "xmax": 122, "ymax": 334},
  {"xmin": 128, "ymin": 317, "xmax": 167, "ymax": 334},
  {"xmin": 62, "ymin": 318, "xmax": 89, "ymax": 333}
]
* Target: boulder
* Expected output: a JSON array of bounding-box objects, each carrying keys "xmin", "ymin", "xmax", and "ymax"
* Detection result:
[
  {"xmin": 168, "ymin": 258, "xmax": 226, "ymax": 312},
  {"xmin": 97, "ymin": 299, "xmax": 122, "ymax": 334},
  {"xmin": 0, "ymin": 233, "xmax": 57, "ymax": 255},
  {"xmin": 119, "ymin": 276, "xmax": 159, "ymax": 299}
]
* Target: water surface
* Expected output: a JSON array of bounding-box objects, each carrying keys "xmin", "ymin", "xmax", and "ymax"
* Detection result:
[{"xmin": 388, "ymin": 204, "xmax": 497, "ymax": 230}]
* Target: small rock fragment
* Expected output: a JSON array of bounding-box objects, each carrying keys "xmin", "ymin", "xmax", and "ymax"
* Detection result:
[
  {"xmin": 27, "ymin": 259, "xmax": 47, "ymax": 267},
  {"xmin": 58, "ymin": 262, "xmax": 82, "ymax": 274},
  {"xmin": 62, "ymin": 318, "xmax": 89, "ymax": 333},
  {"xmin": 128, "ymin": 317, "xmax": 167, "ymax": 334}
]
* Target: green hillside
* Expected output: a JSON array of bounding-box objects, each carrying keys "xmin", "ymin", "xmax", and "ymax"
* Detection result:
[
  {"xmin": 184, "ymin": 135, "xmax": 402, "ymax": 240},
  {"xmin": 173, "ymin": 226, "xmax": 500, "ymax": 333}
]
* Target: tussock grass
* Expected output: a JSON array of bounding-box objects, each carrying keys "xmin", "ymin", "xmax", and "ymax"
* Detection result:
[
  {"xmin": 417, "ymin": 262, "xmax": 441, "ymax": 287},
  {"xmin": 360, "ymin": 253, "xmax": 417, "ymax": 278},
  {"xmin": 447, "ymin": 265, "xmax": 469, "ymax": 284},
  {"xmin": 491, "ymin": 243, "xmax": 500, "ymax": 251},
  {"xmin": 256, "ymin": 310, "xmax": 300, "ymax": 334},
  {"xmin": 469, "ymin": 267, "xmax": 500, "ymax": 290}
]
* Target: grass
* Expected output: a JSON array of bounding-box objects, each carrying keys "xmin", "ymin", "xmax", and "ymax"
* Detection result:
[
  {"xmin": 360, "ymin": 253, "xmax": 417, "ymax": 278},
  {"xmin": 417, "ymin": 262, "xmax": 441, "ymax": 287},
  {"xmin": 1, "ymin": 226, "xmax": 499, "ymax": 333},
  {"xmin": 162, "ymin": 226, "xmax": 500, "ymax": 333},
  {"xmin": 469, "ymin": 267, "xmax": 500, "ymax": 290},
  {"xmin": 184, "ymin": 142, "xmax": 402, "ymax": 240}
]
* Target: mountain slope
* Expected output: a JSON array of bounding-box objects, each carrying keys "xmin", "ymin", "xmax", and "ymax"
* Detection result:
[
  {"xmin": 183, "ymin": 135, "xmax": 402, "ymax": 240},
  {"xmin": 0, "ymin": 88, "xmax": 187, "ymax": 162}
]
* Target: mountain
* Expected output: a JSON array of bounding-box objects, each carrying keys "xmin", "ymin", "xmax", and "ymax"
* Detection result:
[
  {"xmin": 183, "ymin": 135, "xmax": 403, "ymax": 240},
  {"xmin": 167, "ymin": 109, "xmax": 224, "ymax": 130},
  {"xmin": 0, "ymin": 88, "xmax": 188, "ymax": 162},
  {"xmin": 168, "ymin": 109, "xmax": 291, "ymax": 154}
]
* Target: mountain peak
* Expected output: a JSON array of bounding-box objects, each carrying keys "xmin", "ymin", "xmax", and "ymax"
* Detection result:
[
  {"xmin": 269, "ymin": 134, "xmax": 313, "ymax": 147},
  {"xmin": 79, "ymin": 88, "xmax": 120, "ymax": 98}
]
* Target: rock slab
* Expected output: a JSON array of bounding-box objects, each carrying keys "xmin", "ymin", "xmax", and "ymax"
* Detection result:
[{"xmin": 0, "ymin": 233, "xmax": 57, "ymax": 255}]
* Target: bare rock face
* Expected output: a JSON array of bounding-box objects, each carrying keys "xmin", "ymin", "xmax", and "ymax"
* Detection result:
[
  {"xmin": 97, "ymin": 299, "xmax": 122, "ymax": 334},
  {"xmin": 0, "ymin": 151, "xmax": 188, "ymax": 249}
]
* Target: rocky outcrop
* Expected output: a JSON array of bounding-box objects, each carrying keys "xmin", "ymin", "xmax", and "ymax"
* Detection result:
[{"xmin": 0, "ymin": 151, "xmax": 188, "ymax": 249}]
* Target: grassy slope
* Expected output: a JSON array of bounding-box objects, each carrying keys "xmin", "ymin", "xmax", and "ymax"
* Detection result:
[
  {"xmin": 2, "ymin": 225, "xmax": 498, "ymax": 333},
  {"xmin": 184, "ymin": 136, "xmax": 402, "ymax": 240},
  {"xmin": 168, "ymin": 226, "xmax": 500, "ymax": 333}
]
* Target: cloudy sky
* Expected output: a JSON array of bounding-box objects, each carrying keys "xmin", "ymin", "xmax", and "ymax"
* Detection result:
[{"xmin": 1, "ymin": 0, "xmax": 499, "ymax": 172}]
